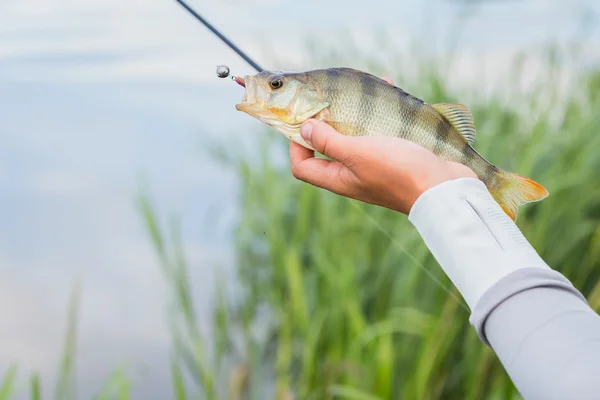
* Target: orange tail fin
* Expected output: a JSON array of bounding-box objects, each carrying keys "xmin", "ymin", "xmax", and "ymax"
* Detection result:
[{"xmin": 490, "ymin": 171, "xmax": 549, "ymax": 221}]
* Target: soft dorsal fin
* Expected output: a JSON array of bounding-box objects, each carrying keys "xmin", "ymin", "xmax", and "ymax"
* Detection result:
[{"xmin": 431, "ymin": 103, "xmax": 476, "ymax": 145}]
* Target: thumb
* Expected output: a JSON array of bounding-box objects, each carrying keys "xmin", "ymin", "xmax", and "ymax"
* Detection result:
[{"xmin": 300, "ymin": 119, "xmax": 353, "ymax": 161}]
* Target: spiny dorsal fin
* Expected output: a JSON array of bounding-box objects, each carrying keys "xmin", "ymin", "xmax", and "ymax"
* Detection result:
[{"xmin": 431, "ymin": 103, "xmax": 476, "ymax": 145}]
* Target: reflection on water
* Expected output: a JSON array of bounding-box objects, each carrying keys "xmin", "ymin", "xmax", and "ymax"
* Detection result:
[{"xmin": 0, "ymin": 0, "xmax": 598, "ymax": 397}]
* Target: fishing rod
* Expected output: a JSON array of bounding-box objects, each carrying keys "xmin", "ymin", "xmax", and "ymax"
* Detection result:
[
  {"xmin": 173, "ymin": 0, "xmax": 264, "ymax": 73},
  {"xmin": 171, "ymin": 0, "xmax": 469, "ymax": 311}
]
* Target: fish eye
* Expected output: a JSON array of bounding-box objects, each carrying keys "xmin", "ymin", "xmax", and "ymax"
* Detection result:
[{"xmin": 269, "ymin": 75, "xmax": 284, "ymax": 90}]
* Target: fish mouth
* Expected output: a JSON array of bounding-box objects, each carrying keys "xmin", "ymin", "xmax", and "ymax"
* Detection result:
[
  {"xmin": 236, "ymin": 103, "xmax": 283, "ymax": 126},
  {"xmin": 235, "ymin": 75, "xmax": 257, "ymax": 106},
  {"xmin": 235, "ymin": 75, "xmax": 283, "ymax": 125}
]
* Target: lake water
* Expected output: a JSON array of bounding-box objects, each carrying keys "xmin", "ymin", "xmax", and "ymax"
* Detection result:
[{"xmin": 1, "ymin": 0, "xmax": 598, "ymax": 398}]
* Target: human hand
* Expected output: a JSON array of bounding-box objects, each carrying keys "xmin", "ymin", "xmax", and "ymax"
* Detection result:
[{"xmin": 288, "ymin": 78, "xmax": 477, "ymax": 215}]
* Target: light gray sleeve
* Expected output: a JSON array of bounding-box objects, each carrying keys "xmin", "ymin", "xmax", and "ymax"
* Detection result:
[
  {"xmin": 407, "ymin": 178, "xmax": 600, "ymax": 400},
  {"xmin": 470, "ymin": 268, "xmax": 600, "ymax": 400}
]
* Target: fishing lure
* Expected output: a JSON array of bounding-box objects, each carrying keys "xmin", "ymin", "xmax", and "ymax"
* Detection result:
[
  {"xmin": 216, "ymin": 65, "xmax": 246, "ymax": 87},
  {"xmin": 216, "ymin": 65, "xmax": 230, "ymax": 78}
]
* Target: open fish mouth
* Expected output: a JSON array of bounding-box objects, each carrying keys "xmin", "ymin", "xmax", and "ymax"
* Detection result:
[
  {"xmin": 235, "ymin": 75, "xmax": 255, "ymax": 105},
  {"xmin": 235, "ymin": 75, "xmax": 259, "ymax": 108},
  {"xmin": 235, "ymin": 75, "xmax": 283, "ymax": 125}
]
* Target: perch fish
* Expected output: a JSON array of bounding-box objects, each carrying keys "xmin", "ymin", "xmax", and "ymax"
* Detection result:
[{"xmin": 233, "ymin": 67, "xmax": 548, "ymax": 220}]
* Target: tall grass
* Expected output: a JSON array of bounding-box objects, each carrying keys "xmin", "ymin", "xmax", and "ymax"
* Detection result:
[{"xmin": 2, "ymin": 45, "xmax": 599, "ymax": 399}]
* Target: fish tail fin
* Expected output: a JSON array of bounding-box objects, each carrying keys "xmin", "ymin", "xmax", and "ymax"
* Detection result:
[{"xmin": 490, "ymin": 170, "xmax": 549, "ymax": 221}]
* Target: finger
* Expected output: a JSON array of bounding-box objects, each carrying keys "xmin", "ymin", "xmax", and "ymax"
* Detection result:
[
  {"xmin": 289, "ymin": 140, "xmax": 314, "ymax": 165},
  {"xmin": 382, "ymin": 77, "xmax": 394, "ymax": 85},
  {"xmin": 290, "ymin": 154, "xmax": 351, "ymax": 195},
  {"xmin": 289, "ymin": 139, "xmax": 352, "ymax": 194},
  {"xmin": 300, "ymin": 119, "xmax": 355, "ymax": 162}
]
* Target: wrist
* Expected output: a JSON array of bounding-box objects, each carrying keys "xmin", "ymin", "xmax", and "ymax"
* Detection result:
[
  {"xmin": 408, "ymin": 165, "xmax": 478, "ymax": 214},
  {"xmin": 408, "ymin": 177, "xmax": 550, "ymax": 309}
]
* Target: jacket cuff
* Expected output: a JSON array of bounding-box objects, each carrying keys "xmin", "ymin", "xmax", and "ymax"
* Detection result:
[{"xmin": 408, "ymin": 177, "xmax": 551, "ymax": 309}]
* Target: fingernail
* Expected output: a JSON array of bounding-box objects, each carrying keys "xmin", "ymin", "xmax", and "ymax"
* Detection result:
[{"xmin": 300, "ymin": 122, "xmax": 313, "ymax": 143}]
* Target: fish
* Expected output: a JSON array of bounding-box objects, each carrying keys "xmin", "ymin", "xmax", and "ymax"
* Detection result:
[{"xmin": 234, "ymin": 67, "xmax": 548, "ymax": 220}]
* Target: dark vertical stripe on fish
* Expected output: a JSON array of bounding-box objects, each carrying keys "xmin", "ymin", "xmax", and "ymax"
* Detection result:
[
  {"xmin": 463, "ymin": 143, "xmax": 476, "ymax": 165},
  {"xmin": 325, "ymin": 68, "xmax": 342, "ymax": 93},
  {"xmin": 398, "ymin": 91, "xmax": 422, "ymax": 140},
  {"xmin": 433, "ymin": 119, "xmax": 451, "ymax": 156},
  {"xmin": 359, "ymin": 73, "xmax": 377, "ymax": 136}
]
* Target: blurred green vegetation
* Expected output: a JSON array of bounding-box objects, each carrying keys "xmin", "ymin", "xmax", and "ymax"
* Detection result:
[
  {"xmin": 189, "ymin": 48, "xmax": 600, "ymax": 399},
  {"xmin": 3, "ymin": 42, "xmax": 600, "ymax": 400}
]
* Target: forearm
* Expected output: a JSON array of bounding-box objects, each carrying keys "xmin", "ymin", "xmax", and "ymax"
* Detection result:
[
  {"xmin": 481, "ymin": 281, "xmax": 600, "ymax": 400},
  {"xmin": 408, "ymin": 177, "xmax": 600, "ymax": 400}
]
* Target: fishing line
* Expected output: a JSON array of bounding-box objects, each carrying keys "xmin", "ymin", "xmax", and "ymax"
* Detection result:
[
  {"xmin": 348, "ymin": 201, "xmax": 469, "ymax": 312},
  {"xmin": 173, "ymin": 0, "xmax": 469, "ymax": 312}
]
